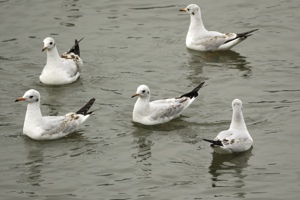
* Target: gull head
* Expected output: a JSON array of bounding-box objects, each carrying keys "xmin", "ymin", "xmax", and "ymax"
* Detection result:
[
  {"xmin": 179, "ymin": 4, "xmax": 201, "ymax": 16},
  {"xmin": 131, "ymin": 85, "xmax": 150, "ymax": 99},
  {"xmin": 42, "ymin": 37, "xmax": 56, "ymax": 52},
  {"xmin": 232, "ymin": 99, "xmax": 243, "ymax": 111},
  {"xmin": 15, "ymin": 89, "xmax": 41, "ymax": 103}
]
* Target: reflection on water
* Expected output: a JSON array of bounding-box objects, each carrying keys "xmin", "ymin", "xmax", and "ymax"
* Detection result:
[
  {"xmin": 131, "ymin": 128, "xmax": 153, "ymax": 181},
  {"xmin": 132, "ymin": 137, "xmax": 153, "ymax": 163},
  {"xmin": 131, "ymin": 117, "xmax": 193, "ymax": 132},
  {"xmin": 131, "ymin": 128, "xmax": 153, "ymax": 163},
  {"xmin": 17, "ymin": 139, "xmax": 45, "ymax": 187},
  {"xmin": 17, "ymin": 134, "xmax": 92, "ymax": 189},
  {"xmin": 185, "ymin": 49, "xmax": 252, "ymax": 83},
  {"xmin": 208, "ymin": 147, "xmax": 253, "ymax": 197},
  {"xmin": 187, "ymin": 49, "xmax": 249, "ymax": 65}
]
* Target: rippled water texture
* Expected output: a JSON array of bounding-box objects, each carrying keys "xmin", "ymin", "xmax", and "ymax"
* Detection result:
[{"xmin": 0, "ymin": 0, "xmax": 300, "ymax": 199}]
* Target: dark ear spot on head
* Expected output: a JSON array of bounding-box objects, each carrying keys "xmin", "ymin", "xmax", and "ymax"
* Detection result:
[
  {"xmin": 192, "ymin": 12, "xmax": 194, "ymax": 15},
  {"xmin": 36, "ymin": 98, "xmax": 39, "ymax": 102}
]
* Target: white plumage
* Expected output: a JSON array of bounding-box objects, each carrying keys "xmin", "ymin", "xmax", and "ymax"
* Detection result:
[
  {"xmin": 180, "ymin": 4, "xmax": 258, "ymax": 51},
  {"xmin": 15, "ymin": 89, "xmax": 96, "ymax": 140},
  {"xmin": 40, "ymin": 37, "xmax": 83, "ymax": 85},
  {"xmin": 132, "ymin": 82, "xmax": 204, "ymax": 125},
  {"xmin": 203, "ymin": 99, "xmax": 253, "ymax": 154}
]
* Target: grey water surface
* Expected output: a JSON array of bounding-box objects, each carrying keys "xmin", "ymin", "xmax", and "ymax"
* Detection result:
[{"xmin": 0, "ymin": 0, "xmax": 300, "ymax": 199}]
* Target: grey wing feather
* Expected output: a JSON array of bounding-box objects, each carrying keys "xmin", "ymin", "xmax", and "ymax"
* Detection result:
[
  {"xmin": 150, "ymin": 97, "xmax": 188, "ymax": 120},
  {"xmin": 196, "ymin": 35, "xmax": 227, "ymax": 50},
  {"xmin": 41, "ymin": 114, "xmax": 80, "ymax": 136}
]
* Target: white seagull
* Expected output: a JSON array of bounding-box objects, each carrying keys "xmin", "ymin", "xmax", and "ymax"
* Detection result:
[
  {"xmin": 131, "ymin": 82, "xmax": 205, "ymax": 125},
  {"xmin": 15, "ymin": 89, "xmax": 96, "ymax": 140},
  {"xmin": 40, "ymin": 37, "xmax": 84, "ymax": 85},
  {"xmin": 203, "ymin": 99, "xmax": 253, "ymax": 154},
  {"xmin": 179, "ymin": 4, "xmax": 258, "ymax": 51}
]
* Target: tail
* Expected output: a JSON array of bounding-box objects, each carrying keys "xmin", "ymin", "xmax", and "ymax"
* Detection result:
[
  {"xmin": 225, "ymin": 29, "xmax": 258, "ymax": 44},
  {"xmin": 67, "ymin": 37, "xmax": 84, "ymax": 57},
  {"xmin": 179, "ymin": 82, "xmax": 205, "ymax": 99},
  {"xmin": 76, "ymin": 98, "xmax": 96, "ymax": 115},
  {"xmin": 203, "ymin": 139, "xmax": 223, "ymax": 146}
]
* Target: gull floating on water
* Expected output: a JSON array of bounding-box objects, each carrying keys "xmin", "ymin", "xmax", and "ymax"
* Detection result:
[
  {"xmin": 15, "ymin": 89, "xmax": 96, "ymax": 140},
  {"xmin": 40, "ymin": 37, "xmax": 84, "ymax": 85},
  {"xmin": 179, "ymin": 4, "xmax": 258, "ymax": 51},
  {"xmin": 131, "ymin": 82, "xmax": 205, "ymax": 125},
  {"xmin": 203, "ymin": 99, "xmax": 253, "ymax": 154}
]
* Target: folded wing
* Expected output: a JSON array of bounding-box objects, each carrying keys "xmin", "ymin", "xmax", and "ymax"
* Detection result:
[
  {"xmin": 40, "ymin": 113, "xmax": 84, "ymax": 139},
  {"xmin": 149, "ymin": 97, "xmax": 190, "ymax": 121}
]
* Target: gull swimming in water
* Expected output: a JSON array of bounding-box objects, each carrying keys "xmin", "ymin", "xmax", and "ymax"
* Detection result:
[
  {"xmin": 40, "ymin": 37, "xmax": 84, "ymax": 85},
  {"xmin": 203, "ymin": 99, "xmax": 253, "ymax": 154},
  {"xmin": 179, "ymin": 4, "xmax": 258, "ymax": 51},
  {"xmin": 131, "ymin": 82, "xmax": 205, "ymax": 125},
  {"xmin": 15, "ymin": 89, "xmax": 96, "ymax": 140}
]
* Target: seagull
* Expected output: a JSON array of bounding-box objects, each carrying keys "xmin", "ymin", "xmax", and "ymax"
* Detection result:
[
  {"xmin": 15, "ymin": 89, "xmax": 96, "ymax": 140},
  {"xmin": 179, "ymin": 4, "xmax": 258, "ymax": 51},
  {"xmin": 131, "ymin": 82, "xmax": 205, "ymax": 125},
  {"xmin": 40, "ymin": 37, "xmax": 84, "ymax": 85},
  {"xmin": 203, "ymin": 99, "xmax": 253, "ymax": 154}
]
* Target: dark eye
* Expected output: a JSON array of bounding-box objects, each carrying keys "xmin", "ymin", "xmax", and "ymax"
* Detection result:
[
  {"xmin": 142, "ymin": 90, "xmax": 145, "ymax": 93},
  {"xmin": 29, "ymin": 95, "xmax": 33, "ymax": 99},
  {"xmin": 187, "ymin": 8, "xmax": 190, "ymax": 11},
  {"xmin": 50, "ymin": 42, "xmax": 53, "ymax": 45}
]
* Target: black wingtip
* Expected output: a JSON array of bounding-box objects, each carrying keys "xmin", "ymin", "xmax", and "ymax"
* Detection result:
[
  {"xmin": 66, "ymin": 37, "xmax": 84, "ymax": 57},
  {"xmin": 224, "ymin": 29, "xmax": 258, "ymax": 44},
  {"xmin": 179, "ymin": 81, "xmax": 205, "ymax": 99},
  {"xmin": 86, "ymin": 108, "xmax": 101, "ymax": 115},
  {"xmin": 76, "ymin": 98, "xmax": 96, "ymax": 115},
  {"xmin": 203, "ymin": 139, "xmax": 223, "ymax": 146},
  {"xmin": 237, "ymin": 29, "xmax": 259, "ymax": 38}
]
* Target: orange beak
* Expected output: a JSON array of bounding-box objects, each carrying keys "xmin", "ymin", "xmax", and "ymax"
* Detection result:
[
  {"xmin": 179, "ymin": 8, "xmax": 187, "ymax": 12},
  {"xmin": 131, "ymin": 93, "xmax": 139, "ymax": 98},
  {"xmin": 42, "ymin": 46, "xmax": 47, "ymax": 52},
  {"xmin": 15, "ymin": 97, "xmax": 25, "ymax": 102}
]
